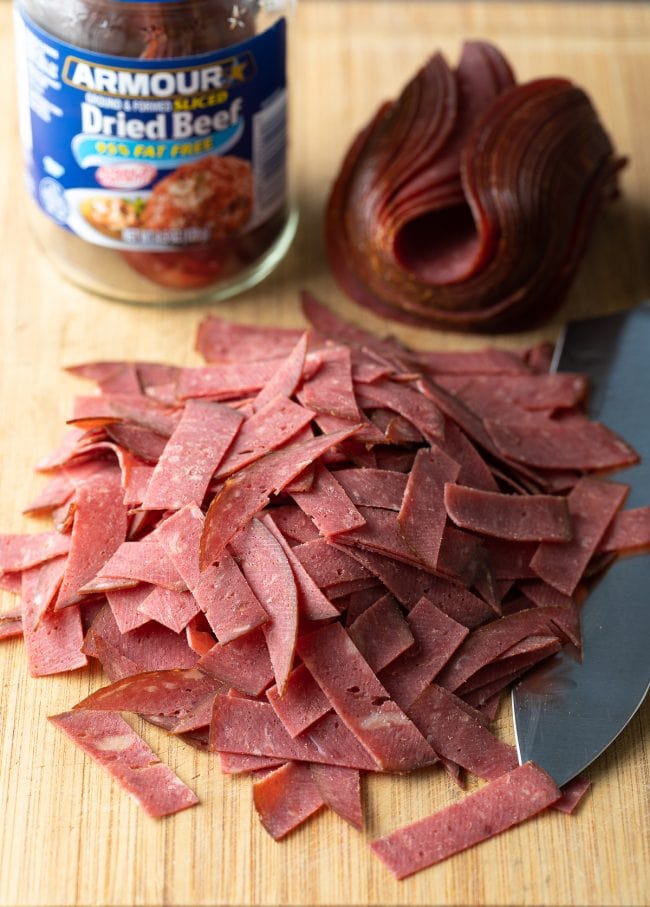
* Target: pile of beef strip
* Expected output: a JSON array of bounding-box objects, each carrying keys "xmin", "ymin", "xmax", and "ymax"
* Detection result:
[{"xmin": 1, "ymin": 293, "xmax": 648, "ymax": 878}]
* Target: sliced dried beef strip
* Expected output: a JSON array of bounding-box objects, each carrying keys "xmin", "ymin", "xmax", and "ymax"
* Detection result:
[
  {"xmin": 296, "ymin": 622, "xmax": 438, "ymax": 772},
  {"xmin": 49, "ymin": 710, "xmax": 198, "ymax": 818},
  {"xmin": 309, "ymin": 763, "xmax": 364, "ymax": 830},
  {"xmin": 253, "ymin": 761, "xmax": 326, "ymax": 840},
  {"xmin": 266, "ymin": 664, "xmax": 332, "ymax": 738},
  {"xmin": 209, "ymin": 695, "xmax": 378, "ymax": 771},
  {"xmin": 229, "ymin": 519, "xmax": 298, "ymax": 696},
  {"xmin": 347, "ymin": 593, "xmax": 414, "ymax": 673},
  {"xmin": 370, "ymin": 762, "xmax": 560, "ymax": 878},
  {"xmin": 444, "ymin": 483, "xmax": 572, "ymax": 542},
  {"xmin": 530, "ymin": 478, "xmax": 628, "ymax": 595},
  {"xmin": 406, "ymin": 683, "xmax": 519, "ymax": 780}
]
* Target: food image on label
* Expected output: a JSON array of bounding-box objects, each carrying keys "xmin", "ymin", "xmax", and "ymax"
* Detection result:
[
  {"xmin": 141, "ymin": 155, "xmax": 253, "ymax": 240},
  {"xmin": 74, "ymin": 156, "xmax": 253, "ymax": 249},
  {"xmin": 78, "ymin": 194, "xmax": 144, "ymax": 241},
  {"xmin": 15, "ymin": 8, "xmax": 288, "ymax": 255}
]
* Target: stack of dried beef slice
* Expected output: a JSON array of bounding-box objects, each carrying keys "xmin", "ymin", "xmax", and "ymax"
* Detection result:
[{"xmin": 2, "ymin": 293, "xmax": 649, "ymax": 876}]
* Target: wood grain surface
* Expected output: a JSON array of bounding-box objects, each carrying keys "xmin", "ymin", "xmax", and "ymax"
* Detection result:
[{"xmin": 1, "ymin": 2, "xmax": 649, "ymax": 905}]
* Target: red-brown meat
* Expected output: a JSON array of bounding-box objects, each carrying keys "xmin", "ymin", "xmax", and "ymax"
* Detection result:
[{"xmin": 142, "ymin": 156, "xmax": 253, "ymax": 240}]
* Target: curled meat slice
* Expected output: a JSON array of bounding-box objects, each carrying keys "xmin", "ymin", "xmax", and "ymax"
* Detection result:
[{"xmin": 326, "ymin": 42, "xmax": 624, "ymax": 332}]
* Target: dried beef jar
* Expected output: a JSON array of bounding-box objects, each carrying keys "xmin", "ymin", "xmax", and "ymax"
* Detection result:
[{"xmin": 14, "ymin": 0, "xmax": 297, "ymax": 303}]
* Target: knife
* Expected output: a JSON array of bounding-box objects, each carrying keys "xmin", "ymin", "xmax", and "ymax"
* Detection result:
[{"xmin": 512, "ymin": 304, "xmax": 650, "ymax": 787}]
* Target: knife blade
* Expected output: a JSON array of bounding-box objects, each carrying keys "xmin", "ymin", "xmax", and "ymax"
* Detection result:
[{"xmin": 512, "ymin": 304, "xmax": 650, "ymax": 787}]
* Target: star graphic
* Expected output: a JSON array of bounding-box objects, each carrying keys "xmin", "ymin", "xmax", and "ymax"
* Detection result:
[
  {"xmin": 229, "ymin": 59, "xmax": 248, "ymax": 82},
  {"xmin": 227, "ymin": 4, "xmax": 246, "ymax": 29}
]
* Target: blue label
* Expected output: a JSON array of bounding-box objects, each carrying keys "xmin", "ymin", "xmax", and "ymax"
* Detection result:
[{"xmin": 15, "ymin": 10, "xmax": 287, "ymax": 250}]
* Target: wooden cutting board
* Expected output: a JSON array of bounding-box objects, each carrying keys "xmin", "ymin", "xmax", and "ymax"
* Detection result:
[{"xmin": 1, "ymin": 3, "xmax": 648, "ymax": 905}]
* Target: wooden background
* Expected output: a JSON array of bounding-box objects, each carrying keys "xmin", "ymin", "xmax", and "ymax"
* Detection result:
[{"xmin": 1, "ymin": 2, "xmax": 649, "ymax": 905}]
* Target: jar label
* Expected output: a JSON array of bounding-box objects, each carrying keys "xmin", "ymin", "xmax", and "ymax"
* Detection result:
[{"xmin": 15, "ymin": 8, "xmax": 287, "ymax": 251}]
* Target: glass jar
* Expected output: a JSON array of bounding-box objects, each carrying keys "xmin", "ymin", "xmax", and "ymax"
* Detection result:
[{"xmin": 14, "ymin": 0, "xmax": 297, "ymax": 304}]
